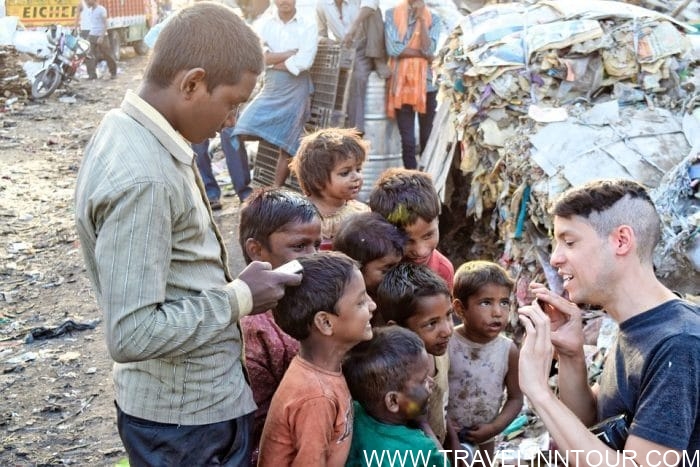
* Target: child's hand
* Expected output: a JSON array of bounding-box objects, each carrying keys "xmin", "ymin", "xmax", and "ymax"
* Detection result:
[{"xmin": 460, "ymin": 424, "xmax": 495, "ymax": 444}]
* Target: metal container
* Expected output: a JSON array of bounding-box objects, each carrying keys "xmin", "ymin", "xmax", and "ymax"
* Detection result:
[{"xmin": 359, "ymin": 72, "xmax": 402, "ymax": 202}]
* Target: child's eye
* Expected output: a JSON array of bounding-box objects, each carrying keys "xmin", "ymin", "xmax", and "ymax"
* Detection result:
[
  {"xmin": 479, "ymin": 300, "xmax": 491, "ymax": 307},
  {"xmin": 500, "ymin": 299, "xmax": 511, "ymax": 307}
]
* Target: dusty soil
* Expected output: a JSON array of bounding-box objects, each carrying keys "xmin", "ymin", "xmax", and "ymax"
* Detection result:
[{"xmin": 0, "ymin": 51, "xmax": 247, "ymax": 466}]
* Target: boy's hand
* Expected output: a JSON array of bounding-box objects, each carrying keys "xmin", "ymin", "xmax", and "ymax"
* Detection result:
[
  {"xmin": 461, "ymin": 423, "xmax": 494, "ymax": 444},
  {"xmin": 238, "ymin": 261, "xmax": 302, "ymax": 314}
]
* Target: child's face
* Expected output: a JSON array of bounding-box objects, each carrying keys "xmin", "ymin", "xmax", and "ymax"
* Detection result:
[
  {"xmin": 455, "ymin": 283, "xmax": 511, "ymax": 344},
  {"xmin": 253, "ymin": 220, "xmax": 322, "ymax": 269},
  {"xmin": 395, "ymin": 349, "xmax": 433, "ymax": 422},
  {"xmin": 402, "ymin": 218, "xmax": 439, "ymax": 265},
  {"xmin": 331, "ymin": 267, "xmax": 376, "ymax": 344},
  {"xmin": 404, "ymin": 294, "xmax": 453, "ymax": 356},
  {"xmin": 362, "ymin": 252, "xmax": 402, "ymax": 296},
  {"xmin": 323, "ymin": 158, "xmax": 363, "ymax": 202}
]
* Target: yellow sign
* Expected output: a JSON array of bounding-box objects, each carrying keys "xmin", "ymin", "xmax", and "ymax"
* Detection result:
[{"xmin": 6, "ymin": 0, "xmax": 81, "ymax": 26}]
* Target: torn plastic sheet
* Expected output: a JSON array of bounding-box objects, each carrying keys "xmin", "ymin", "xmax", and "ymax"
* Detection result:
[{"xmin": 529, "ymin": 105, "xmax": 689, "ymax": 189}]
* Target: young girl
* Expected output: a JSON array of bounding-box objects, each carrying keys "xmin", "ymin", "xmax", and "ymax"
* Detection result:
[
  {"xmin": 290, "ymin": 127, "xmax": 371, "ymax": 250},
  {"xmin": 447, "ymin": 260, "xmax": 524, "ymax": 457}
]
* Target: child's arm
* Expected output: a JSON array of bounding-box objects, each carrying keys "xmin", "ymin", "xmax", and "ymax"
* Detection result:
[
  {"xmin": 290, "ymin": 397, "xmax": 345, "ymax": 467},
  {"xmin": 463, "ymin": 342, "xmax": 524, "ymax": 443}
]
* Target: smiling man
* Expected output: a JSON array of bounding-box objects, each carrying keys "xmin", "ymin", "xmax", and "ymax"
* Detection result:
[
  {"xmin": 518, "ymin": 179, "xmax": 700, "ymax": 466},
  {"xmin": 74, "ymin": 3, "xmax": 303, "ymax": 465}
]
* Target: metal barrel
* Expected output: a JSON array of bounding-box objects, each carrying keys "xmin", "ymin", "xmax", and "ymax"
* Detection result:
[{"xmin": 359, "ymin": 72, "xmax": 402, "ymax": 202}]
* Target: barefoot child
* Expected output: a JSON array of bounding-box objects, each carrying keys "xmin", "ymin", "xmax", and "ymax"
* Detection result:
[
  {"xmin": 290, "ymin": 127, "xmax": 370, "ymax": 250},
  {"xmin": 447, "ymin": 260, "xmax": 523, "ymax": 457},
  {"xmin": 238, "ymin": 187, "xmax": 323, "ymax": 463},
  {"xmin": 344, "ymin": 326, "xmax": 449, "ymax": 467},
  {"xmin": 258, "ymin": 252, "xmax": 376, "ymax": 466}
]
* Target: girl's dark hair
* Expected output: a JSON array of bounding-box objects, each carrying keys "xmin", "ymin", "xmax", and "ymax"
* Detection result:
[
  {"xmin": 290, "ymin": 127, "xmax": 368, "ymax": 197},
  {"xmin": 333, "ymin": 212, "xmax": 405, "ymax": 265},
  {"xmin": 239, "ymin": 187, "xmax": 319, "ymax": 263},
  {"xmin": 273, "ymin": 252, "xmax": 359, "ymax": 340}
]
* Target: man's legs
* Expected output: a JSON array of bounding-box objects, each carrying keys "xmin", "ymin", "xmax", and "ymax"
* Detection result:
[
  {"xmin": 100, "ymin": 37, "xmax": 118, "ymax": 78},
  {"xmin": 273, "ymin": 149, "xmax": 291, "ymax": 187},
  {"xmin": 116, "ymin": 403, "xmax": 254, "ymax": 467},
  {"xmin": 417, "ymin": 91, "xmax": 438, "ymax": 164},
  {"xmin": 193, "ymin": 140, "xmax": 222, "ymax": 208},
  {"xmin": 346, "ymin": 50, "xmax": 372, "ymax": 134},
  {"xmin": 220, "ymin": 127, "xmax": 252, "ymax": 202},
  {"xmin": 396, "ymin": 104, "xmax": 418, "ymax": 169}
]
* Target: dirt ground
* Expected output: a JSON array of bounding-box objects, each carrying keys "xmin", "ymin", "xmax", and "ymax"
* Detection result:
[{"xmin": 0, "ymin": 51, "xmax": 247, "ymax": 466}]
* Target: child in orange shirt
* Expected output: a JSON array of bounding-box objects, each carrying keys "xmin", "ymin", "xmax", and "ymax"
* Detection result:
[{"xmin": 257, "ymin": 252, "xmax": 376, "ymax": 466}]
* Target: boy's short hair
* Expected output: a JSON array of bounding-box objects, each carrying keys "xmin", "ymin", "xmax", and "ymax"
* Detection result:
[
  {"xmin": 290, "ymin": 127, "xmax": 369, "ymax": 197},
  {"xmin": 273, "ymin": 252, "xmax": 360, "ymax": 341},
  {"xmin": 552, "ymin": 179, "xmax": 660, "ymax": 262},
  {"xmin": 239, "ymin": 187, "xmax": 320, "ymax": 264},
  {"xmin": 376, "ymin": 263, "xmax": 451, "ymax": 325},
  {"xmin": 333, "ymin": 212, "xmax": 405, "ymax": 266},
  {"xmin": 343, "ymin": 326, "xmax": 425, "ymax": 414},
  {"xmin": 144, "ymin": 2, "xmax": 264, "ymax": 92},
  {"xmin": 368, "ymin": 168, "xmax": 441, "ymax": 229},
  {"xmin": 453, "ymin": 260, "xmax": 514, "ymax": 303}
]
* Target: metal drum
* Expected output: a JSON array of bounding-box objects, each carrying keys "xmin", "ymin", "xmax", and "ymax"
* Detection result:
[{"xmin": 359, "ymin": 72, "xmax": 402, "ymax": 202}]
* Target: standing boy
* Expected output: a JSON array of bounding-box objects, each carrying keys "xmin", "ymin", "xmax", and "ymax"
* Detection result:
[
  {"xmin": 519, "ymin": 179, "xmax": 700, "ymax": 462},
  {"xmin": 376, "ymin": 262, "xmax": 460, "ymax": 452},
  {"xmin": 74, "ymin": 4, "xmax": 301, "ymax": 464},
  {"xmin": 344, "ymin": 326, "xmax": 450, "ymax": 467},
  {"xmin": 448, "ymin": 260, "xmax": 523, "ymax": 457},
  {"xmin": 258, "ymin": 252, "xmax": 376, "ymax": 466},
  {"xmin": 238, "ymin": 187, "xmax": 322, "ymax": 463},
  {"xmin": 369, "ymin": 168, "xmax": 454, "ymax": 287}
]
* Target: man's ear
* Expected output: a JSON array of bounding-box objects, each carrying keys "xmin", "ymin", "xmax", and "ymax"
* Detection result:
[
  {"xmin": 244, "ymin": 238, "xmax": 264, "ymax": 262},
  {"xmin": 313, "ymin": 311, "xmax": 334, "ymax": 336},
  {"xmin": 384, "ymin": 391, "xmax": 400, "ymax": 413},
  {"xmin": 178, "ymin": 68, "xmax": 206, "ymax": 98},
  {"xmin": 612, "ymin": 225, "xmax": 634, "ymax": 256}
]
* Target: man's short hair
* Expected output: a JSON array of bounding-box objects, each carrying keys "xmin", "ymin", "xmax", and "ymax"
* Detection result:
[
  {"xmin": 376, "ymin": 262, "xmax": 451, "ymax": 325},
  {"xmin": 343, "ymin": 326, "xmax": 425, "ymax": 415},
  {"xmin": 239, "ymin": 187, "xmax": 320, "ymax": 264},
  {"xmin": 453, "ymin": 260, "xmax": 514, "ymax": 304},
  {"xmin": 144, "ymin": 2, "xmax": 264, "ymax": 91},
  {"xmin": 290, "ymin": 127, "xmax": 369, "ymax": 198},
  {"xmin": 333, "ymin": 212, "xmax": 405, "ymax": 266},
  {"xmin": 552, "ymin": 179, "xmax": 661, "ymax": 262},
  {"xmin": 273, "ymin": 252, "xmax": 359, "ymax": 341},
  {"xmin": 368, "ymin": 168, "xmax": 441, "ymax": 230}
]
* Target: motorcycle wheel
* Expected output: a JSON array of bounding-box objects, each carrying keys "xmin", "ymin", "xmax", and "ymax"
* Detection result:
[{"xmin": 31, "ymin": 65, "xmax": 62, "ymax": 99}]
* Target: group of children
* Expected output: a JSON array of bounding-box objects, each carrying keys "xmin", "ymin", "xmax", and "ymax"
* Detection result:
[{"xmin": 235, "ymin": 127, "xmax": 524, "ymax": 466}]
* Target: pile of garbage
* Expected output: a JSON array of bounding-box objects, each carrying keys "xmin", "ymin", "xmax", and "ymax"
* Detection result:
[
  {"xmin": 430, "ymin": 0, "xmax": 699, "ymax": 297},
  {"xmin": 0, "ymin": 45, "xmax": 32, "ymax": 105}
]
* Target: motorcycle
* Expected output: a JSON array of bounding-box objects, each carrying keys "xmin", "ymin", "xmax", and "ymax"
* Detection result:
[{"xmin": 31, "ymin": 26, "xmax": 91, "ymax": 100}]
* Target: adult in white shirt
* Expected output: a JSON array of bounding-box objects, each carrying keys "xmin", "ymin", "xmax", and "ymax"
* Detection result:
[
  {"xmin": 84, "ymin": 0, "xmax": 117, "ymax": 79},
  {"xmin": 232, "ymin": 0, "xmax": 318, "ymax": 187},
  {"xmin": 316, "ymin": 0, "xmax": 389, "ymax": 135}
]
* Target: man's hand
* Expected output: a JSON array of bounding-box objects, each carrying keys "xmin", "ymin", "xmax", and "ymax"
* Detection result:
[
  {"xmin": 529, "ymin": 282, "xmax": 584, "ymax": 357},
  {"xmin": 517, "ymin": 302, "xmax": 554, "ymax": 401},
  {"xmin": 238, "ymin": 261, "xmax": 302, "ymax": 314},
  {"xmin": 97, "ymin": 35, "xmax": 104, "ymax": 45}
]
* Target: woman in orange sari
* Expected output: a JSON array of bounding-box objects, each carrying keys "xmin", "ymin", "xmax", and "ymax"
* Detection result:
[{"xmin": 384, "ymin": 0, "xmax": 441, "ymax": 170}]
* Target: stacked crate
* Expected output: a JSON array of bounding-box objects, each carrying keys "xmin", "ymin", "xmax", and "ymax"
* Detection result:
[{"xmin": 252, "ymin": 42, "xmax": 354, "ymax": 191}]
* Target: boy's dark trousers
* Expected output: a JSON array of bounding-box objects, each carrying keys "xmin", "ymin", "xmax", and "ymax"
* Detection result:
[{"xmin": 116, "ymin": 402, "xmax": 254, "ymax": 466}]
